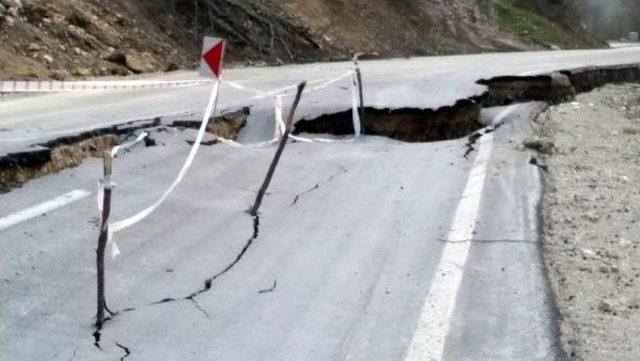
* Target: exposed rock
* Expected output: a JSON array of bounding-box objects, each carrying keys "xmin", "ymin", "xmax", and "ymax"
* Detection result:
[
  {"xmin": 105, "ymin": 50, "xmax": 157, "ymax": 74},
  {"xmin": 523, "ymin": 137, "xmax": 555, "ymax": 154},
  {"xmin": 72, "ymin": 67, "xmax": 91, "ymax": 77},
  {"xmin": 123, "ymin": 51, "xmax": 157, "ymax": 74},
  {"xmin": 209, "ymin": 107, "xmax": 250, "ymax": 140},
  {"xmin": 50, "ymin": 69, "xmax": 70, "ymax": 80},
  {"xmin": 598, "ymin": 299, "xmax": 614, "ymax": 313}
]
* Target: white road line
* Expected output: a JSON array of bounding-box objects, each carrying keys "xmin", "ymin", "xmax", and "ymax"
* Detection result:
[
  {"xmin": 0, "ymin": 190, "xmax": 91, "ymax": 232},
  {"xmin": 405, "ymin": 105, "xmax": 518, "ymax": 361}
]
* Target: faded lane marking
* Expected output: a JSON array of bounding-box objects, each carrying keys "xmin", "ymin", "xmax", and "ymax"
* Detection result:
[
  {"xmin": 404, "ymin": 105, "xmax": 519, "ymax": 361},
  {"xmin": 0, "ymin": 190, "xmax": 91, "ymax": 231}
]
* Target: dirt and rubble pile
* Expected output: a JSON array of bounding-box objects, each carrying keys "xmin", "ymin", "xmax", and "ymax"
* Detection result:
[{"xmin": 540, "ymin": 84, "xmax": 640, "ymax": 360}]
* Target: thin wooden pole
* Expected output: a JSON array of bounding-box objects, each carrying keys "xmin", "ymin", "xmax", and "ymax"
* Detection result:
[
  {"xmin": 352, "ymin": 54, "xmax": 365, "ymax": 134},
  {"xmin": 355, "ymin": 66, "xmax": 365, "ymax": 133},
  {"xmin": 250, "ymin": 81, "xmax": 307, "ymax": 216},
  {"xmin": 96, "ymin": 151, "xmax": 113, "ymax": 327}
]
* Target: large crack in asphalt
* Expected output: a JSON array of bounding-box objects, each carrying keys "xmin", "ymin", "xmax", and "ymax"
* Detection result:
[
  {"xmin": 91, "ymin": 214, "xmax": 260, "ymax": 350},
  {"xmin": 92, "ymin": 304, "xmax": 136, "ymax": 349},
  {"xmin": 185, "ymin": 214, "xmax": 260, "ymax": 301},
  {"xmin": 0, "ymin": 118, "xmax": 160, "ymax": 193},
  {"xmin": 463, "ymin": 122, "xmax": 502, "ymax": 159},
  {"xmin": 142, "ymin": 214, "xmax": 261, "ymax": 318},
  {"xmin": 115, "ymin": 342, "xmax": 131, "ymax": 361},
  {"xmin": 290, "ymin": 166, "xmax": 348, "ymax": 206},
  {"xmin": 0, "ymin": 108, "xmax": 250, "ymax": 194}
]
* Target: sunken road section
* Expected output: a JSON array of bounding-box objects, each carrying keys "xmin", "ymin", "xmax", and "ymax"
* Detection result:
[
  {"xmin": 0, "ymin": 109, "xmax": 251, "ymax": 193},
  {"xmin": 0, "ymin": 118, "xmax": 160, "ymax": 193},
  {"xmin": 294, "ymin": 63, "xmax": 640, "ymax": 142}
]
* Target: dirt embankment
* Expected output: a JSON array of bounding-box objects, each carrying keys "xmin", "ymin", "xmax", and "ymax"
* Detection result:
[
  {"xmin": 0, "ymin": 0, "xmax": 197, "ymax": 80},
  {"xmin": 0, "ymin": 0, "xmax": 604, "ymax": 80},
  {"xmin": 539, "ymin": 84, "xmax": 640, "ymax": 360}
]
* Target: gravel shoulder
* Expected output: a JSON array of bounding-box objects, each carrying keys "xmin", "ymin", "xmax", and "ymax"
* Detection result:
[{"xmin": 539, "ymin": 84, "xmax": 640, "ymax": 360}]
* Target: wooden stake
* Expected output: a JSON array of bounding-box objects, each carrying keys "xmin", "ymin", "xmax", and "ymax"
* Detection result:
[
  {"xmin": 355, "ymin": 66, "xmax": 365, "ymax": 133},
  {"xmin": 250, "ymin": 81, "xmax": 307, "ymax": 216},
  {"xmin": 352, "ymin": 54, "xmax": 366, "ymax": 134},
  {"xmin": 96, "ymin": 151, "xmax": 113, "ymax": 327}
]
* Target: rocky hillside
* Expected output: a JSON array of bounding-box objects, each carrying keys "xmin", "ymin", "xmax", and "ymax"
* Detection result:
[{"xmin": 0, "ymin": 0, "xmax": 610, "ymax": 80}]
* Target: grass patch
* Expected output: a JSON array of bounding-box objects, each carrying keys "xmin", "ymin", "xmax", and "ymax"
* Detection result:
[{"xmin": 489, "ymin": 0, "xmax": 585, "ymax": 49}]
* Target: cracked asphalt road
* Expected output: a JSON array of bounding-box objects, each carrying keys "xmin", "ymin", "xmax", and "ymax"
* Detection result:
[
  {"xmin": 1, "ymin": 102, "xmax": 558, "ymax": 360},
  {"xmin": 2, "ymin": 48, "xmax": 640, "ymax": 360}
]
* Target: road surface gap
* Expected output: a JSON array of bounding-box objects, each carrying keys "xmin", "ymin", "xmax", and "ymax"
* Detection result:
[
  {"xmin": 0, "ymin": 117, "xmax": 161, "ymax": 193},
  {"xmin": 294, "ymin": 64, "xmax": 640, "ymax": 148},
  {"xmin": 0, "ymin": 108, "xmax": 250, "ymax": 193},
  {"xmin": 479, "ymin": 63, "xmax": 640, "ymax": 107},
  {"xmin": 171, "ymin": 106, "xmax": 250, "ymax": 142},
  {"xmin": 294, "ymin": 99, "xmax": 483, "ymax": 143}
]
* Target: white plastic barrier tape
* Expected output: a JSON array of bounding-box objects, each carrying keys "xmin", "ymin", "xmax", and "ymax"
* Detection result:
[
  {"xmin": 110, "ymin": 132, "xmax": 149, "ymax": 158},
  {"xmin": 95, "ymin": 131, "xmax": 149, "ymax": 257},
  {"xmin": 286, "ymin": 70, "xmax": 361, "ymax": 143},
  {"xmin": 0, "ymin": 79, "xmax": 214, "ymax": 93},
  {"xmin": 99, "ymin": 70, "xmax": 358, "ymax": 251},
  {"xmin": 109, "ymin": 80, "xmax": 220, "ymax": 235},
  {"xmin": 218, "ymin": 72, "xmax": 353, "ymax": 114},
  {"xmin": 98, "ymin": 132, "xmax": 149, "ymax": 213},
  {"xmin": 214, "ymin": 71, "xmax": 356, "ymax": 148}
]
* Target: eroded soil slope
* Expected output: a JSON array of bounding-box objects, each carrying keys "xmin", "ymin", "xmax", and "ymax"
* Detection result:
[{"xmin": 0, "ymin": 0, "xmax": 603, "ymax": 79}]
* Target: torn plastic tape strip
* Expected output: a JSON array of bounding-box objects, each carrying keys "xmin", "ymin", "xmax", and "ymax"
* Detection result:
[
  {"xmin": 277, "ymin": 71, "xmax": 361, "ymax": 144},
  {"xmin": 110, "ymin": 132, "xmax": 148, "ymax": 157},
  {"xmin": 109, "ymin": 80, "xmax": 220, "ymax": 234},
  {"xmin": 305, "ymin": 72, "xmax": 354, "ymax": 93},
  {"xmin": 97, "ymin": 180, "xmax": 104, "ymax": 214},
  {"xmin": 219, "ymin": 72, "xmax": 354, "ymax": 113},
  {"xmin": 274, "ymin": 95, "xmax": 283, "ymax": 139},
  {"xmin": 107, "ymin": 229, "xmax": 120, "ymax": 258},
  {"xmin": 275, "ymin": 95, "xmax": 286, "ymax": 135}
]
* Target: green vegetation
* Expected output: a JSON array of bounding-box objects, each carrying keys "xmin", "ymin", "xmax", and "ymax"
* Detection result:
[{"xmin": 488, "ymin": 0, "xmax": 587, "ymax": 49}]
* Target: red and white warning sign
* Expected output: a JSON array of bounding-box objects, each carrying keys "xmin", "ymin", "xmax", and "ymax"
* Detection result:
[{"xmin": 199, "ymin": 36, "xmax": 226, "ymax": 79}]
